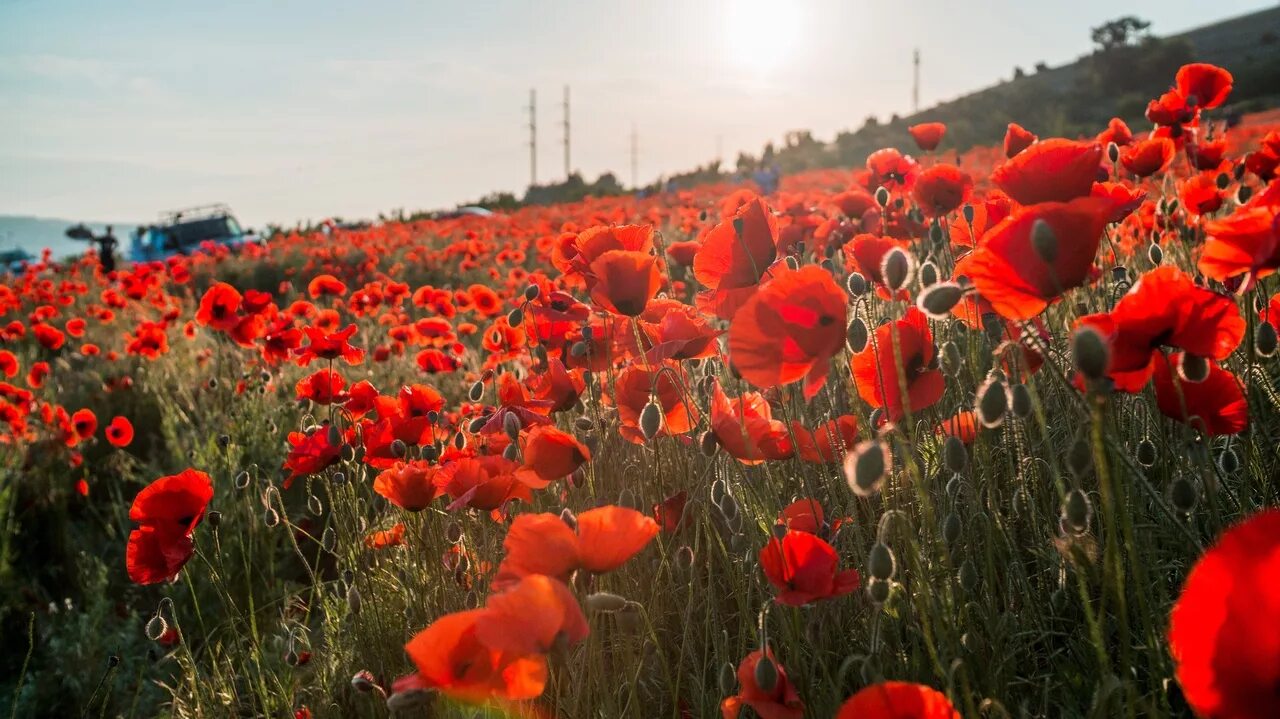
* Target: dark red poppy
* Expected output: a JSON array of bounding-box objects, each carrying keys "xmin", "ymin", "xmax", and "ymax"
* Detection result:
[
  {"xmin": 1169, "ymin": 509, "xmax": 1280, "ymax": 719},
  {"xmin": 990, "ymin": 139, "xmax": 1103, "ymax": 205},
  {"xmin": 728, "ymin": 265, "xmax": 847, "ymax": 399},
  {"xmin": 834, "ymin": 682, "xmax": 960, "ymax": 719},
  {"xmin": 282, "ymin": 427, "xmax": 344, "ymax": 488},
  {"xmin": 71, "ymin": 408, "xmax": 97, "ymax": 441},
  {"xmin": 720, "ymin": 649, "xmax": 804, "ymax": 719},
  {"xmin": 907, "ymin": 122, "xmax": 946, "ymax": 152},
  {"xmin": 760, "ymin": 529, "xmax": 859, "ymax": 606},
  {"xmin": 912, "ymin": 164, "xmax": 972, "ymax": 217},
  {"xmin": 295, "ymin": 324, "xmax": 365, "ymax": 366},
  {"xmin": 1152, "ymin": 352, "xmax": 1248, "ymax": 436},
  {"xmin": 126, "ymin": 468, "xmax": 214, "ymax": 584},
  {"xmin": 850, "ymin": 307, "xmax": 945, "ymax": 422}
]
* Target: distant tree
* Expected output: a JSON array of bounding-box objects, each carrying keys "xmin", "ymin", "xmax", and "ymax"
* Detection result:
[
  {"xmin": 1034, "ymin": 61, "xmax": 1049, "ymax": 73},
  {"xmin": 1013, "ymin": 66, "xmax": 1026, "ymax": 79},
  {"xmin": 1091, "ymin": 16, "xmax": 1151, "ymax": 52},
  {"xmin": 862, "ymin": 115, "xmax": 880, "ymax": 129}
]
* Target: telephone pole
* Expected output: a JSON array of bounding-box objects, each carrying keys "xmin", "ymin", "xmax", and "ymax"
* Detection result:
[
  {"xmin": 562, "ymin": 86, "xmax": 571, "ymax": 178},
  {"xmin": 630, "ymin": 124, "xmax": 638, "ymax": 189},
  {"xmin": 912, "ymin": 49, "xmax": 920, "ymax": 113},
  {"xmin": 526, "ymin": 89, "xmax": 537, "ymax": 185}
]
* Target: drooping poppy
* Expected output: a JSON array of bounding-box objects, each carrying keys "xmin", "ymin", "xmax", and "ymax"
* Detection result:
[
  {"xmin": 1003, "ymin": 123, "xmax": 1038, "ymax": 159},
  {"xmin": 126, "ymin": 468, "xmax": 214, "ymax": 584},
  {"xmin": 1152, "ymin": 352, "xmax": 1248, "ymax": 436},
  {"xmin": 708, "ymin": 379, "xmax": 794, "ymax": 465},
  {"xmin": 990, "ymin": 139, "xmax": 1103, "ymax": 205},
  {"xmin": 834, "ymin": 681, "xmax": 960, "ymax": 719},
  {"xmin": 517, "ymin": 424, "xmax": 591, "ymax": 485},
  {"xmin": 1169, "ymin": 509, "xmax": 1280, "ymax": 719},
  {"xmin": 694, "ymin": 196, "xmax": 781, "ymax": 320},
  {"xmin": 911, "ymin": 164, "xmax": 972, "ymax": 217},
  {"xmin": 720, "ymin": 649, "xmax": 805, "ymax": 719},
  {"xmin": 850, "ymin": 307, "xmax": 945, "ymax": 423},
  {"xmin": 759, "ymin": 529, "xmax": 860, "ymax": 606},
  {"xmin": 728, "ymin": 265, "xmax": 847, "ymax": 399}
]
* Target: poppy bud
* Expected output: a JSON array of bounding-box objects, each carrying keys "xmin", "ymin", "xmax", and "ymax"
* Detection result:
[
  {"xmin": 1237, "ymin": 184, "xmax": 1253, "ymax": 204},
  {"xmin": 1178, "ymin": 353, "xmax": 1210, "ymax": 383},
  {"xmin": 1031, "ymin": 218, "xmax": 1058, "ymax": 263},
  {"xmin": 917, "ymin": 281, "xmax": 964, "ymax": 319},
  {"xmin": 235, "ymin": 470, "xmax": 251, "ymax": 489},
  {"xmin": 1167, "ymin": 198, "xmax": 1180, "ymax": 215},
  {"xmin": 1136, "ymin": 437, "xmax": 1158, "ymax": 467},
  {"xmin": 837, "ymin": 318, "xmax": 869, "ymax": 356},
  {"xmin": 753, "ymin": 654, "xmax": 779, "ymax": 694},
  {"xmin": 386, "ymin": 688, "xmax": 431, "ymax": 711},
  {"xmin": 507, "ymin": 307, "xmax": 524, "ymax": 327},
  {"xmin": 570, "ymin": 341, "xmax": 588, "ymax": 358},
  {"xmin": 1106, "ymin": 142, "xmax": 1119, "ymax": 164},
  {"xmin": 559, "ymin": 507, "xmax": 578, "ymax": 531},
  {"xmin": 940, "ymin": 340, "xmax": 962, "ymax": 375},
  {"xmin": 574, "ymin": 416, "xmax": 594, "ymax": 431},
  {"xmin": 524, "ymin": 284, "xmax": 540, "ymax": 301},
  {"xmin": 467, "ymin": 416, "xmax": 487, "ymax": 433},
  {"xmin": 868, "ymin": 543, "xmax": 896, "ymax": 581},
  {"xmin": 881, "ymin": 247, "xmax": 914, "ymax": 292},
  {"xmin": 975, "ymin": 376, "xmax": 1009, "ymax": 429},
  {"xmin": 875, "ymin": 186, "xmax": 890, "ymax": 207},
  {"xmin": 928, "ymin": 221, "xmax": 944, "ymax": 247},
  {"xmin": 732, "ymin": 216, "xmax": 745, "ymax": 237},
  {"xmin": 207, "ymin": 510, "xmax": 222, "ymax": 528},
  {"xmin": 717, "ymin": 492, "xmax": 740, "ymax": 524},
  {"xmin": 145, "ymin": 614, "xmax": 168, "ymax": 641},
  {"xmin": 1147, "ymin": 243, "xmax": 1163, "ymax": 265},
  {"xmin": 334, "ymin": 471, "xmax": 348, "ymax": 486},
  {"xmin": 919, "ymin": 260, "xmax": 939, "ymax": 287},
  {"xmin": 867, "ymin": 577, "xmax": 891, "ymax": 604},
  {"xmin": 1062, "ymin": 489, "xmax": 1092, "ymax": 534},
  {"xmin": 639, "ymin": 400, "xmax": 662, "ymax": 441},
  {"xmin": 846, "ymin": 272, "xmax": 868, "ymax": 297},
  {"xmin": 698, "ymin": 430, "xmax": 719, "ymax": 456},
  {"xmin": 943, "ymin": 435, "xmax": 967, "ymax": 474},
  {"xmin": 1215, "ymin": 172, "xmax": 1230, "ymax": 190},
  {"xmin": 322, "ymin": 527, "xmax": 336, "ymax": 552},
  {"xmin": 784, "ymin": 255, "xmax": 799, "ymax": 271},
  {"xmin": 618, "ymin": 487, "xmax": 639, "ymax": 510},
  {"xmin": 1257, "ymin": 322, "xmax": 1278, "ymax": 358},
  {"xmin": 674, "ymin": 545, "xmax": 696, "ymax": 572},
  {"xmin": 1010, "ymin": 383, "xmax": 1033, "ymax": 418},
  {"xmin": 452, "ymin": 432, "xmax": 465, "ymax": 450},
  {"xmin": 1072, "ymin": 327, "xmax": 1110, "ymax": 382},
  {"xmin": 346, "ymin": 584, "xmax": 362, "ymax": 615},
  {"xmin": 585, "ymin": 592, "xmax": 628, "ymax": 613},
  {"xmin": 502, "ymin": 443, "xmax": 519, "ymax": 461},
  {"xmin": 1217, "ymin": 447, "xmax": 1240, "ymax": 474},
  {"xmin": 710, "ymin": 478, "xmax": 728, "ymax": 508},
  {"xmin": 108, "ymin": 655, "xmax": 120, "ymax": 668},
  {"xmin": 503, "ymin": 412, "xmax": 522, "ymax": 440},
  {"xmin": 718, "ymin": 662, "xmax": 737, "ymax": 696},
  {"xmin": 1169, "ymin": 476, "xmax": 1199, "ymax": 514},
  {"xmin": 351, "ymin": 670, "xmax": 377, "ymax": 693},
  {"xmin": 943, "ymin": 512, "xmax": 962, "ymax": 546},
  {"xmin": 845, "ymin": 440, "xmax": 888, "ymax": 497},
  {"xmin": 1066, "ymin": 437, "xmax": 1093, "ymax": 477},
  {"xmin": 959, "ymin": 559, "xmax": 979, "ymax": 592},
  {"xmin": 308, "ymin": 493, "xmax": 324, "ymax": 516},
  {"xmin": 263, "ymin": 507, "xmax": 280, "ymax": 528}
]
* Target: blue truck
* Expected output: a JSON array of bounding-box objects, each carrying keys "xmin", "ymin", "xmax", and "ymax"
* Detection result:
[{"xmin": 129, "ymin": 204, "xmax": 258, "ymax": 263}]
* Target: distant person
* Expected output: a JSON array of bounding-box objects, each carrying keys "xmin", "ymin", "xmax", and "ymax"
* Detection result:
[{"xmin": 97, "ymin": 225, "xmax": 118, "ymax": 274}]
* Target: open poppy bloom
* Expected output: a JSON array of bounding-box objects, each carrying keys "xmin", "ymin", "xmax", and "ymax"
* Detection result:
[
  {"xmin": 728, "ymin": 265, "xmax": 847, "ymax": 399},
  {"xmin": 1076, "ymin": 266, "xmax": 1243, "ymax": 392},
  {"xmin": 1175, "ymin": 62, "xmax": 1233, "ymax": 110},
  {"xmin": 1169, "ymin": 509, "xmax": 1280, "ymax": 719},
  {"xmin": 403, "ymin": 609, "xmax": 548, "ymax": 703},
  {"xmin": 295, "ymin": 324, "xmax": 365, "ymax": 366},
  {"xmin": 373, "ymin": 460, "xmax": 443, "ymax": 511},
  {"xmin": 105, "ymin": 416, "xmax": 134, "ymax": 447},
  {"xmin": 834, "ymin": 681, "xmax": 960, "ymax": 719},
  {"xmin": 850, "ymin": 307, "xmax": 945, "ymax": 423},
  {"xmin": 475, "ymin": 574, "xmax": 589, "ymax": 656},
  {"xmin": 517, "ymin": 424, "xmax": 591, "ymax": 485},
  {"xmin": 282, "ymin": 427, "xmax": 344, "ymax": 488},
  {"xmin": 789, "ymin": 414, "xmax": 860, "ymax": 463},
  {"xmin": 1120, "ymin": 137, "xmax": 1175, "ymax": 178},
  {"xmin": 1152, "ymin": 352, "xmax": 1248, "ymax": 436},
  {"xmin": 708, "ymin": 379, "xmax": 793, "ymax": 465},
  {"xmin": 957, "ymin": 196, "xmax": 1114, "ymax": 320},
  {"xmin": 912, "ymin": 164, "xmax": 972, "ymax": 217},
  {"xmin": 1197, "ymin": 188, "xmax": 1280, "ymax": 288},
  {"xmin": 865, "ymin": 147, "xmax": 919, "ymax": 192},
  {"xmin": 587, "ymin": 249, "xmax": 664, "ymax": 316},
  {"xmin": 126, "ymin": 468, "xmax": 214, "ymax": 584},
  {"xmin": 908, "ymin": 122, "xmax": 946, "ymax": 152},
  {"xmin": 617, "ymin": 298, "xmax": 721, "ymax": 364},
  {"xmin": 694, "ymin": 195, "xmax": 781, "ymax": 320},
  {"xmin": 721, "ymin": 649, "xmax": 804, "ymax": 719},
  {"xmin": 759, "ymin": 529, "xmax": 859, "ymax": 606},
  {"xmin": 611, "ymin": 361, "xmax": 699, "ymax": 444},
  {"xmin": 295, "ymin": 368, "xmax": 349, "ymax": 404},
  {"xmin": 494, "ymin": 505, "xmax": 658, "ymax": 589},
  {"xmin": 438, "ymin": 455, "xmax": 535, "ymax": 512},
  {"xmin": 195, "ymin": 282, "xmax": 243, "ymax": 332},
  {"xmin": 990, "ymin": 139, "xmax": 1103, "ymax": 205}
]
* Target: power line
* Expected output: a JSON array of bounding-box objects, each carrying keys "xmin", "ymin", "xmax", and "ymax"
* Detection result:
[
  {"xmin": 562, "ymin": 86, "xmax": 571, "ymax": 178},
  {"xmin": 526, "ymin": 88, "xmax": 537, "ymax": 186},
  {"xmin": 912, "ymin": 48, "xmax": 920, "ymax": 113},
  {"xmin": 629, "ymin": 123, "xmax": 638, "ymax": 189}
]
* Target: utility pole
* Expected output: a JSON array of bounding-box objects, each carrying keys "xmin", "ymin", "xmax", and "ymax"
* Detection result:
[
  {"xmin": 630, "ymin": 124, "xmax": 638, "ymax": 189},
  {"xmin": 526, "ymin": 89, "xmax": 537, "ymax": 186},
  {"xmin": 562, "ymin": 86, "xmax": 571, "ymax": 178},
  {"xmin": 912, "ymin": 49, "xmax": 920, "ymax": 113}
]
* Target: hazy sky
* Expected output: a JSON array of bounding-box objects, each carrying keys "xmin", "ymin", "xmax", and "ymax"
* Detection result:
[{"xmin": 1, "ymin": 0, "xmax": 1273, "ymax": 228}]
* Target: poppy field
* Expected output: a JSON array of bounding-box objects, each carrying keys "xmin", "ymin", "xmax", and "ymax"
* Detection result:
[{"xmin": 4, "ymin": 62, "xmax": 1280, "ymax": 718}]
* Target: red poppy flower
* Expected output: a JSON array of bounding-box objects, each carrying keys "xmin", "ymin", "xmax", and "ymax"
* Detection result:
[
  {"xmin": 1152, "ymin": 352, "xmax": 1248, "ymax": 436},
  {"xmin": 403, "ymin": 609, "xmax": 547, "ymax": 703},
  {"xmin": 106, "ymin": 416, "xmax": 134, "ymax": 447},
  {"xmin": 834, "ymin": 681, "xmax": 960, "ymax": 719},
  {"xmin": 789, "ymin": 414, "xmax": 860, "ymax": 463},
  {"xmin": 990, "ymin": 139, "xmax": 1103, "ymax": 205},
  {"xmin": 588, "ymin": 250, "xmax": 663, "ymax": 316},
  {"xmin": 306, "ymin": 274, "xmax": 348, "ymax": 299},
  {"xmin": 1180, "ymin": 174, "xmax": 1223, "ymax": 217},
  {"xmin": 728, "ymin": 265, "xmax": 847, "ymax": 399},
  {"xmin": 517, "ymin": 424, "xmax": 590, "ymax": 485},
  {"xmin": 195, "ymin": 282, "xmax": 243, "ymax": 332},
  {"xmin": 708, "ymin": 380, "xmax": 793, "ymax": 465},
  {"xmin": 373, "ymin": 460, "xmax": 442, "ymax": 511},
  {"xmin": 33, "ymin": 323, "xmax": 65, "ymax": 351},
  {"xmin": 1175, "ymin": 63, "xmax": 1233, "ymax": 110},
  {"xmin": 911, "ymin": 164, "xmax": 972, "ymax": 217},
  {"xmin": 778, "ymin": 498, "xmax": 825, "ymax": 534},
  {"xmin": 1090, "ymin": 181, "xmax": 1146, "ymax": 223},
  {"xmin": 956, "ymin": 196, "xmax": 1113, "ymax": 320},
  {"xmin": 1097, "ymin": 117, "xmax": 1134, "ymax": 147},
  {"xmin": 126, "ymin": 468, "xmax": 214, "ymax": 584},
  {"xmin": 71, "ymin": 408, "xmax": 97, "ymax": 441},
  {"xmin": 295, "ymin": 324, "xmax": 365, "ymax": 366},
  {"xmin": 364, "ymin": 522, "xmax": 406, "ymax": 549},
  {"xmin": 26, "ymin": 361, "xmax": 49, "ymax": 388},
  {"xmin": 850, "ymin": 307, "xmax": 945, "ymax": 423},
  {"xmin": 558, "ymin": 224, "xmax": 656, "ymax": 278},
  {"xmin": 1120, "ymin": 137, "xmax": 1175, "ymax": 178},
  {"xmin": 475, "ymin": 574, "xmax": 589, "ymax": 656},
  {"xmin": 907, "ymin": 122, "xmax": 946, "ymax": 151},
  {"xmin": 865, "ymin": 148, "xmax": 919, "ymax": 192},
  {"xmin": 437, "ymin": 455, "xmax": 532, "ymax": 512},
  {"xmin": 0, "ymin": 351, "xmax": 18, "ymax": 380},
  {"xmin": 694, "ymin": 196, "xmax": 781, "ymax": 320},
  {"xmin": 617, "ymin": 299, "xmax": 722, "ymax": 364},
  {"xmin": 1076, "ymin": 267, "xmax": 1243, "ymax": 392},
  {"xmin": 1198, "ymin": 194, "xmax": 1280, "ymax": 287},
  {"xmin": 611, "ymin": 361, "xmax": 698, "ymax": 444},
  {"xmin": 282, "ymin": 427, "xmax": 344, "ymax": 488},
  {"xmin": 759, "ymin": 529, "xmax": 859, "ymax": 606},
  {"xmin": 1003, "ymin": 123, "xmax": 1038, "ymax": 158},
  {"xmin": 653, "ymin": 490, "xmax": 690, "ymax": 534},
  {"xmin": 720, "ymin": 649, "xmax": 804, "ymax": 719},
  {"xmin": 295, "ymin": 368, "xmax": 348, "ymax": 404},
  {"xmin": 1169, "ymin": 509, "xmax": 1280, "ymax": 719},
  {"xmin": 494, "ymin": 506, "xmax": 658, "ymax": 588}
]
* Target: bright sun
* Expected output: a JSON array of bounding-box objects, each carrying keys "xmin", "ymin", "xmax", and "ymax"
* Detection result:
[{"xmin": 723, "ymin": 0, "xmax": 803, "ymax": 74}]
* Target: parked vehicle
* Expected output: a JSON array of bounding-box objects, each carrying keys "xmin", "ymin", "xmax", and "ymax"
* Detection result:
[
  {"xmin": 0, "ymin": 247, "xmax": 35, "ymax": 274},
  {"xmin": 129, "ymin": 204, "xmax": 258, "ymax": 262}
]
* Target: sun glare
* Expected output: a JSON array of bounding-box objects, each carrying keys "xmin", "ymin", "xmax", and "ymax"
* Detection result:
[{"xmin": 723, "ymin": 0, "xmax": 803, "ymax": 74}]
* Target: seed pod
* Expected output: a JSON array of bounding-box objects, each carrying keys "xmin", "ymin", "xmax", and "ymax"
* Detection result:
[
  {"xmin": 390, "ymin": 439, "xmax": 407, "ymax": 458},
  {"xmin": 468, "ymin": 380, "xmax": 484, "ymax": 402},
  {"xmin": 1136, "ymin": 437, "xmax": 1158, "ymax": 467},
  {"xmin": 867, "ymin": 577, "xmax": 891, "ymax": 604},
  {"xmin": 1257, "ymin": 322, "xmax": 1278, "ymax": 358},
  {"xmin": 753, "ymin": 655, "xmax": 778, "ymax": 694},
  {"xmin": 346, "ymin": 584, "xmax": 362, "ymax": 615},
  {"xmin": 941, "ymin": 340, "xmax": 962, "ymax": 375},
  {"xmin": 845, "ymin": 440, "xmax": 889, "ymax": 497},
  {"xmin": 868, "ymin": 543, "xmax": 896, "ymax": 581},
  {"xmin": 919, "ymin": 260, "xmax": 939, "ymax": 288},
  {"xmin": 639, "ymin": 400, "xmax": 663, "ymax": 440},
  {"xmin": 943, "ymin": 435, "xmax": 967, "ymax": 474},
  {"xmin": 943, "ymin": 512, "xmax": 962, "ymax": 546},
  {"xmin": 975, "ymin": 376, "xmax": 1008, "ymax": 429},
  {"xmin": 503, "ymin": 412, "xmax": 522, "ymax": 440},
  {"xmin": 502, "ymin": 443, "xmax": 519, "ymax": 461},
  {"xmin": 1072, "ymin": 327, "xmax": 1110, "ymax": 382},
  {"xmin": 1215, "ymin": 171, "xmax": 1231, "ymax": 190},
  {"xmin": 875, "ymin": 186, "xmax": 890, "ymax": 207},
  {"xmin": 718, "ymin": 662, "xmax": 737, "ymax": 696},
  {"xmin": 881, "ymin": 247, "xmax": 914, "ymax": 292},
  {"xmin": 846, "ymin": 272, "xmax": 868, "ymax": 297},
  {"xmin": 1106, "ymin": 141, "xmax": 1120, "ymax": 164},
  {"xmin": 524, "ymin": 284, "xmax": 541, "ymax": 301},
  {"xmin": 1169, "ymin": 476, "xmax": 1199, "ymax": 514},
  {"xmin": 917, "ymin": 281, "xmax": 964, "ymax": 319},
  {"xmin": 351, "ymin": 670, "xmax": 377, "ymax": 693},
  {"xmin": 699, "ymin": 430, "xmax": 719, "ymax": 456},
  {"xmin": 1217, "ymin": 447, "xmax": 1240, "ymax": 474},
  {"xmin": 1178, "ymin": 353, "xmax": 1210, "ymax": 383},
  {"xmin": 1030, "ymin": 218, "xmax": 1058, "ymax": 263},
  {"xmin": 1062, "ymin": 489, "xmax": 1092, "ymax": 534},
  {"xmin": 959, "ymin": 559, "xmax": 979, "ymax": 592},
  {"xmin": 585, "ymin": 592, "xmax": 629, "ymax": 613},
  {"xmin": 467, "ymin": 416, "xmax": 487, "ymax": 433},
  {"xmin": 846, "ymin": 317, "xmax": 869, "ymax": 352},
  {"xmin": 1066, "ymin": 438, "xmax": 1093, "ymax": 477},
  {"xmin": 1147, "ymin": 243, "xmax": 1164, "ymax": 265}
]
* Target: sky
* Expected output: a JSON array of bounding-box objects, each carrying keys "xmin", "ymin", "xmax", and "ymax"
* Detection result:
[{"xmin": 0, "ymin": 0, "xmax": 1274, "ymax": 229}]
